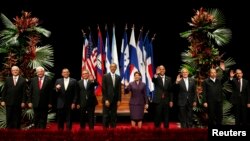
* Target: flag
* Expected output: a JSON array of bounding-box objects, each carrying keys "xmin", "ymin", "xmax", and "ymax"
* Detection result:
[
  {"xmin": 83, "ymin": 32, "xmax": 97, "ymax": 79},
  {"xmin": 96, "ymin": 27, "xmax": 105, "ymax": 95},
  {"xmin": 111, "ymin": 26, "xmax": 120, "ymax": 75},
  {"xmin": 137, "ymin": 28, "xmax": 146, "ymax": 83},
  {"xmin": 144, "ymin": 34, "xmax": 155, "ymax": 99},
  {"xmin": 120, "ymin": 26, "xmax": 130, "ymax": 84},
  {"xmin": 129, "ymin": 27, "xmax": 139, "ymax": 82},
  {"xmin": 104, "ymin": 27, "xmax": 111, "ymax": 74},
  {"xmin": 81, "ymin": 34, "xmax": 88, "ymax": 72}
]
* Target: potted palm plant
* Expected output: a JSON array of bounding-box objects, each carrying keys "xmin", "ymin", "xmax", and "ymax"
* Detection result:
[{"xmin": 0, "ymin": 11, "xmax": 55, "ymax": 128}]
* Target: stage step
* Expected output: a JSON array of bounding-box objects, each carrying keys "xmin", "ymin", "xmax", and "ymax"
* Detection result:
[
  {"xmin": 95, "ymin": 93, "xmax": 131, "ymax": 115},
  {"xmin": 94, "ymin": 85, "xmax": 149, "ymax": 116}
]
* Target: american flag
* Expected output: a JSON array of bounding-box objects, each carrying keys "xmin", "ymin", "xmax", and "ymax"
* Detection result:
[{"xmin": 82, "ymin": 32, "xmax": 97, "ymax": 78}]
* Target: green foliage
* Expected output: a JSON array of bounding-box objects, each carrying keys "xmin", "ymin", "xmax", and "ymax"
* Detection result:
[
  {"xmin": 222, "ymin": 100, "xmax": 235, "ymax": 125},
  {"xmin": 28, "ymin": 45, "xmax": 54, "ymax": 71},
  {"xmin": 0, "ymin": 107, "xmax": 56, "ymax": 129},
  {"xmin": 0, "ymin": 11, "xmax": 54, "ymax": 82},
  {"xmin": 0, "ymin": 106, "xmax": 6, "ymax": 128},
  {"xmin": 0, "ymin": 13, "xmax": 16, "ymax": 29}
]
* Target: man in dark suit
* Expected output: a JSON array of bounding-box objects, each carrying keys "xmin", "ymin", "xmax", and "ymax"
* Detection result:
[
  {"xmin": 203, "ymin": 63, "xmax": 225, "ymax": 126},
  {"xmin": 1, "ymin": 66, "xmax": 27, "ymax": 129},
  {"xmin": 152, "ymin": 65, "xmax": 173, "ymax": 128},
  {"xmin": 28, "ymin": 66, "xmax": 53, "ymax": 129},
  {"xmin": 55, "ymin": 68, "xmax": 77, "ymax": 131},
  {"xmin": 77, "ymin": 70, "xmax": 98, "ymax": 130},
  {"xmin": 229, "ymin": 69, "xmax": 250, "ymax": 125},
  {"xmin": 175, "ymin": 68, "xmax": 197, "ymax": 128},
  {"xmin": 102, "ymin": 63, "xmax": 121, "ymax": 128}
]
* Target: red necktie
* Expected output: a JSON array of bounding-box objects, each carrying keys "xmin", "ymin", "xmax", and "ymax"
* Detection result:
[{"xmin": 38, "ymin": 78, "xmax": 42, "ymax": 89}]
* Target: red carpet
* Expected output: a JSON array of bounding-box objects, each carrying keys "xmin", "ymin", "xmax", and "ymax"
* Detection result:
[
  {"xmin": 0, "ymin": 122, "xmax": 208, "ymax": 141},
  {"xmin": 46, "ymin": 122, "xmax": 181, "ymax": 131}
]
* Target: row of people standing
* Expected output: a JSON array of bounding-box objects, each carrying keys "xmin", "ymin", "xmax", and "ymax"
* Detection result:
[
  {"xmin": 1, "ymin": 66, "xmax": 53, "ymax": 129},
  {"xmin": 203, "ymin": 65, "xmax": 250, "ymax": 126},
  {"xmin": 1, "ymin": 63, "xmax": 250, "ymax": 130},
  {"xmin": 55, "ymin": 68, "xmax": 99, "ymax": 130},
  {"xmin": 0, "ymin": 64, "xmax": 120, "ymax": 130},
  {"xmin": 149, "ymin": 63, "xmax": 250, "ymax": 128},
  {"xmin": 123, "ymin": 65, "xmax": 197, "ymax": 129}
]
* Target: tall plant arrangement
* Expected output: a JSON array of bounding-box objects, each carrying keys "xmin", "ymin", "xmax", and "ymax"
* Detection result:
[
  {"xmin": 180, "ymin": 7, "xmax": 235, "ymax": 126},
  {"xmin": 0, "ymin": 11, "xmax": 54, "ymax": 89}
]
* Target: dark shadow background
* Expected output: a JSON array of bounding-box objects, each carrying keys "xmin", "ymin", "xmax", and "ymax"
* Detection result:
[{"xmin": 0, "ymin": 0, "xmax": 249, "ymax": 122}]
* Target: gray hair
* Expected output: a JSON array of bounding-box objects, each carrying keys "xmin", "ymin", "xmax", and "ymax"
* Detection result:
[
  {"xmin": 11, "ymin": 66, "xmax": 19, "ymax": 71},
  {"xmin": 36, "ymin": 66, "xmax": 45, "ymax": 72}
]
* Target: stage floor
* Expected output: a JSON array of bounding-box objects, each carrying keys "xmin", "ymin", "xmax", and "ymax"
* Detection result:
[{"xmin": 46, "ymin": 122, "xmax": 181, "ymax": 131}]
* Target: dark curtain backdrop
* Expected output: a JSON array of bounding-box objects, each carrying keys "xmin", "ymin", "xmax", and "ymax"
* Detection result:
[
  {"xmin": 0, "ymin": 0, "xmax": 248, "ymax": 80},
  {"xmin": 0, "ymin": 0, "xmax": 250, "ymax": 122},
  {"xmin": 1, "ymin": 0, "xmax": 248, "ymax": 123}
]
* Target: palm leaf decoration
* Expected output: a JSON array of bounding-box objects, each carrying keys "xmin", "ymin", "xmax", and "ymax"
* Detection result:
[
  {"xmin": 21, "ymin": 108, "xmax": 56, "ymax": 129},
  {"xmin": 22, "ymin": 109, "xmax": 34, "ymax": 121},
  {"xmin": 0, "ymin": 11, "xmax": 54, "ymax": 80},
  {"xmin": 180, "ymin": 62, "xmax": 197, "ymax": 76},
  {"xmin": 180, "ymin": 30, "xmax": 192, "ymax": 38},
  {"xmin": 224, "ymin": 57, "xmax": 236, "ymax": 68},
  {"xmin": 0, "ymin": 81, "xmax": 4, "ymax": 92},
  {"xmin": 0, "ymin": 106, "xmax": 6, "ymax": 128},
  {"xmin": 0, "ymin": 48, "xmax": 8, "ymax": 54},
  {"xmin": 0, "ymin": 29, "xmax": 19, "ymax": 47},
  {"xmin": 0, "ymin": 13, "xmax": 19, "ymax": 48},
  {"xmin": 31, "ymin": 27, "xmax": 51, "ymax": 37},
  {"xmin": 208, "ymin": 8, "xmax": 226, "ymax": 27},
  {"xmin": 28, "ymin": 45, "xmax": 54, "ymax": 71},
  {"xmin": 208, "ymin": 28, "xmax": 232, "ymax": 46},
  {"xmin": 222, "ymin": 100, "xmax": 235, "ymax": 125},
  {"xmin": 47, "ymin": 109, "xmax": 56, "ymax": 123},
  {"xmin": 0, "ymin": 13, "xmax": 16, "ymax": 29}
]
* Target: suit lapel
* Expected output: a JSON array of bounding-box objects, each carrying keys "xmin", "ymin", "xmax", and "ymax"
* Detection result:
[
  {"xmin": 242, "ymin": 79, "xmax": 245, "ymax": 91},
  {"xmin": 109, "ymin": 73, "xmax": 115, "ymax": 88},
  {"xmin": 80, "ymin": 80, "xmax": 85, "ymax": 90},
  {"xmin": 181, "ymin": 79, "xmax": 188, "ymax": 91},
  {"xmin": 188, "ymin": 79, "xmax": 191, "ymax": 91},
  {"xmin": 36, "ymin": 77, "xmax": 39, "ymax": 89},
  {"xmin": 87, "ymin": 80, "xmax": 91, "ymax": 89},
  {"xmin": 114, "ymin": 74, "xmax": 118, "ymax": 87},
  {"xmin": 11, "ymin": 77, "xmax": 16, "ymax": 86},
  {"xmin": 41, "ymin": 76, "xmax": 47, "ymax": 90},
  {"xmin": 66, "ymin": 78, "xmax": 72, "ymax": 91},
  {"xmin": 60, "ymin": 78, "xmax": 66, "ymax": 91}
]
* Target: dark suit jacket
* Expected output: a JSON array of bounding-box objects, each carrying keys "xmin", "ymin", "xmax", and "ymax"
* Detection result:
[
  {"xmin": 1, "ymin": 76, "xmax": 26, "ymax": 106},
  {"xmin": 55, "ymin": 78, "xmax": 78, "ymax": 109},
  {"xmin": 28, "ymin": 76, "xmax": 53, "ymax": 108},
  {"xmin": 78, "ymin": 79, "xmax": 98, "ymax": 108},
  {"xmin": 102, "ymin": 73, "xmax": 121, "ymax": 104},
  {"xmin": 230, "ymin": 78, "xmax": 250, "ymax": 105},
  {"xmin": 125, "ymin": 81, "xmax": 148, "ymax": 105},
  {"xmin": 175, "ymin": 77, "xmax": 197, "ymax": 106},
  {"xmin": 203, "ymin": 78, "xmax": 224, "ymax": 103},
  {"xmin": 152, "ymin": 75, "xmax": 173, "ymax": 104}
]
